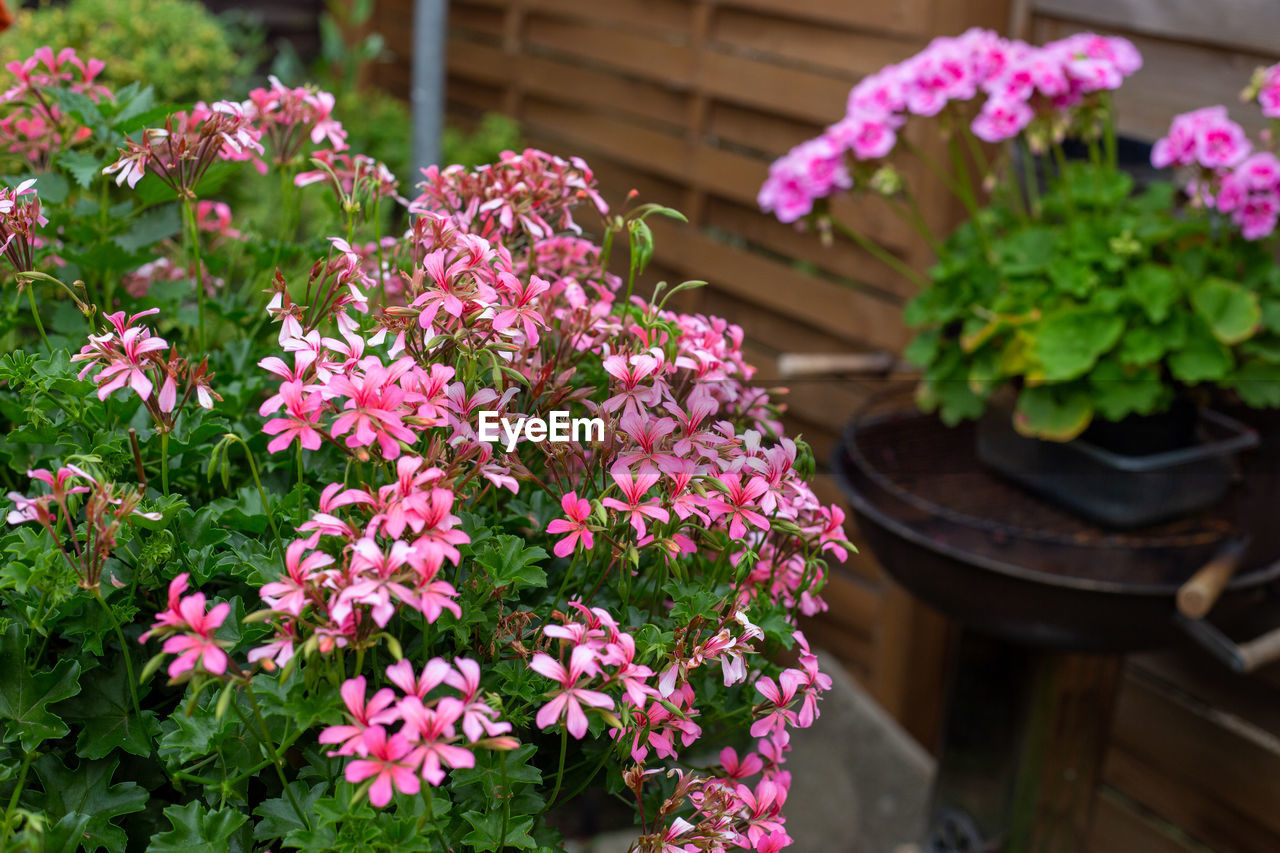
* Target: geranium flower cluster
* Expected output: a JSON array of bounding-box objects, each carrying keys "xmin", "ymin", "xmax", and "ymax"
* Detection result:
[
  {"xmin": 247, "ymin": 74, "xmax": 347, "ymax": 164},
  {"xmin": 139, "ymin": 572, "xmax": 232, "ymax": 680},
  {"xmin": 0, "ymin": 178, "xmax": 46, "ymax": 273},
  {"xmin": 410, "ymin": 148, "xmax": 609, "ymax": 240},
  {"xmin": 104, "ymin": 100, "xmax": 264, "ymax": 193},
  {"xmin": 71, "ymin": 307, "xmax": 221, "ymax": 430},
  {"xmin": 318, "ymin": 660, "xmax": 516, "ymax": 806},
  {"xmin": 124, "ymin": 144, "xmax": 846, "ymax": 846},
  {"xmin": 7, "ymin": 464, "xmax": 161, "ymax": 590},
  {"xmin": 759, "ymin": 29, "xmax": 1141, "ymax": 223},
  {"xmin": 1151, "ymin": 63, "xmax": 1280, "ymax": 240},
  {"xmin": 0, "ymin": 46, "xmax": 109, "ymax": 167}
]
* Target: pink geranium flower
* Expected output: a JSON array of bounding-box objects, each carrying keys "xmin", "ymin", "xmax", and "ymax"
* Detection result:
[
  {"xmin": 530, "ymin": 645, "xmax": 614, "ymax": 739},
  {"xmin": 547, "ymin": 491, "xmax": 594, "ymax": 557},
  {"xmin": 345, "ymin": 726, "xmax": 421, "ymax": 806}
]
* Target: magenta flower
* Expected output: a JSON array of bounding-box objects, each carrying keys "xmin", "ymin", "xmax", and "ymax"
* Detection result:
[
  {"xmin": 547, "ymin": 491, "xmax": 594, "ymax": 557},
  {"xmin": 345, "ymin": 726, "xmax": 420, "ymax": 807},
  {"xmin": 398, "ymin": 696, "xmax": 476, "ymax": 785},
  {"xmin": 157, "ymin": 591, "xmax": 231, "ymax": 679},
  {"xmin": 319, "ymin": 676, "xmax": 399, "ymax": 757},
  {"xmin": 530, "ymin": 645, "xmax": 614, "ymax": 739},
  {"xmin": 705, "ymin": 474, "xmax": 771, "ymax": 540},
  {"xmin": 601, "ymin": 463, "xmax": 669, "ymax": 538}
]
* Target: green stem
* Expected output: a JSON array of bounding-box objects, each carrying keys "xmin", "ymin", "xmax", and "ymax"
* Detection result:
[
  {"xmin": 295, "ymin": 444, "xmax": 305, "ymax": 526},
  {"xmin": 0, "ymin": 749, "xmax": 33, "ymax": 851},
  {"xmin": 94, "ymin": 591, "xmax": 142, "ymax": 718},
  {"xmin": 224, "ymin": 435, "xmax": 285, "ymax": 563},
  {"xmin": 947, "ymin": 134, "xmax": 993, "ymax": 256},
  {"xmin": 547, "ymin": 727, "xmax": 568, "ymax": 808},
  {"xmin": 496, "ymin": 751, "xmax": 511, "ymax": 851},
  {"xmin": 24, "ymin": 284, "xmax": 51, "ymax": 354},
  {"xmin": 826, "ymin": 216, "xmax": 929, "ymax": 289},
  {"xmin": 181, "ymin": 197, "xmax": 207, "ymax": 351},
  {"xmin": 240, "ymin": 685, "xmax": 311, "ymax": 830},
  {"xmin": 160, "ymin": 432, "xmax": 170, "ymax": 497},
  {"xmin": 1020, "ymin": 140, "xmax": 1041, "ymax": 219}
]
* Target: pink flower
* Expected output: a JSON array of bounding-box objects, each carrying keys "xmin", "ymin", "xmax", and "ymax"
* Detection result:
[
  {"xmin": 345, "ymin": 726, "xmax": 420, "ymax": 807},
  {"xmin": 705, "ymin": 474, "xmax": 770, "ymax": 540},
  {"xmin": 971, "ymin": 97, "xmax": 1034, "ymax": 142},
  {"xmin": 751, "ymin": 670, "xmax": 803, "ymax": 738},
  {"xmin": 827, "ymin": 111, "xmax": 899, "ymax": 161},
  {"xmin": 158, "ymin": 592, "xmax": 231, "ymax": 678},
  {"xmin": 445, "ymin": 658, "xmax": 514, "ymax": 742},
  {"xmin": 530, "ymin": 646, "xmax": 614, "ymax": 739},
  {"xmin": 601, "ymin": 463, "xmax": 669, "ymax": 538},
  {"xmin": 1259, "ymin": 63, "xmax": 1280, "ymax": 119},
  {"xmin": 547, "ymin": 491, "xmax": 594, "ymax": 557},
  {"xmin": 319, "ymin": 676, "xmax": 399, "ymax": 756}
]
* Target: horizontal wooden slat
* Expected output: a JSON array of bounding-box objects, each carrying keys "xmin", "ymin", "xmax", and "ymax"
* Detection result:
[
  {"xmin": 1031, "ymin": 18, "xmax": 1279, "ymax": 140},
  {"xmin": 714, "ymin": 0, "xmax": 934, "ymax": 39},
  {"xmin": 456, "ymin": 0, "xmax": 691, "ymax": 37},
  {"xmin": 524, "ymin": 16, "xmax": 694, "ymax": 85},
  {"xmin": 649, "ymin": 219, "xmax": 910, "ymax": 352},
  {"xmin": 1032, "ymin": 0, "xmax": 1280, "ymax": 58},
  {"xmin": 699, "ymin": 49, "xmax": 855, "ymax": 125},
  {"xmin": 1103, "ymin": 671, "xmax": 1280, "ymax": 850},
  {"xmin": 703, "ymin": 196, "xmax": 920, "ymax": 302},
  {"xmin": 1087, "ymin": 789, "xmax": 1199, "ymax": 853},
  {"xmin": 449, "ymin": 41, "xmax": 688, "ymax": 130},
  {"xmin": 450, "ymin": 5, "xmax": 507, "ymax": 41},
  {"xmin": 711, "ymin": 8, "xmax": 923, "ymax": 79}
]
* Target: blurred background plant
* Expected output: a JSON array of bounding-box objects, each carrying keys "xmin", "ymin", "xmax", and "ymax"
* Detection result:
[{"xmin": 0, "ymin": 0, "xmax": 248, "ymax": 103}]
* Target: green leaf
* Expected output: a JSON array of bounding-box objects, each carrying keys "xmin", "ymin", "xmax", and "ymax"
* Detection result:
[
  {"xmin": 62, "ymin": 657, "xmax": 160, "ymax": 759},
  {"xmin": 1192, "ymin": 277, "xmax": 1261, "ymax": 345},
  {"xmin": 1089, "ymin": 360, "xmax": 1169, "ymax": 421},
  {"xmin": 1013, "ymin": 385, "xmax": 1094, "ymax": 441},
  {"xmin": 1125, "ymin": 263, "xmax": 1181, "ymax": 323},
  {"xmin": 35, "ymin": 755, "xmax": 147, "ymax": 853},
  {"xmin": 903, "ymin": 329, "xmax": 940, "ymax": 366},
  {"xmin": 58, "ymin": 150, "xmax": 104, "ymax": 189},
  {"xmin": 252, "ymin": 782, "xmax": 327, "ymax": 840},
  {"xmin": 0, "ymin": 624, "xmax": 81, "ymax": 750},
  {"xmin": 113, "ymin": 204, "xmax": 182, "ymax": 252},
  {"xmin": 1119, "ymin": 317, "xmax": 1184, "ymax": 367},
  {"xmin": 461, "ymin": 810, "xmax": 537, "ymax": 851},
  {"xmin": 1032, "ymin": 310, "xmax": 1125, "ymax": 382},
  {"xmin": 1226, "ymin": 360, "xmax": 1280, "ymax": 407},
  {"xmin": 474, "ymin": 535, "xmax": 548, "ymax": 590},
  {"xmin": 147, "ymin": 802, "xmax": 248, "ymax": 853},
  {"xmin": 1169, "ymin": 317, "xmax": 1234, "ymax": 383}
]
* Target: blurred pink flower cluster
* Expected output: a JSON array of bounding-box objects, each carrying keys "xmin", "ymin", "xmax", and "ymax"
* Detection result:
[
  {"xmin": 0, "ymin": 46, "xmax": 108, "ymax": 168},
  {"xmin": 1150, "ymin": 62, "xmax": 1280, "ymax": 240},
  {"xmin": 759, "ymin": 29, "xmax": 1141, "ymax": 223}
]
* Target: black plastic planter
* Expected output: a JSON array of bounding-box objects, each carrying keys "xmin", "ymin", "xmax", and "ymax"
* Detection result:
[{"xmin": 976, "ymin": 407, "xmax": 1259, "ymax": 528}]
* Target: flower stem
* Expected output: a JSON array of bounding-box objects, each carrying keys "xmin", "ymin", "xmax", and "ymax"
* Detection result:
[
  {"xmin": 181, "ymin": 197, "xmax": 207, "ymax": 351},
  {"xmin": 24, "ymin": 284, "xmax": 51, "ymax": 354},
  {"xmin": 95, "ymin": 590, "xmax": 142, "ymax": 718},
  {"xmin": 548, "ymin": 727, "xmax": 568, "ymax": 808},
  {"xmin": 223, "ymin": 434, "xmax": 285, "ymax": 564},
  {"xmin": 0, "ymin": 750, "xmax": 33, "ymax": 851},
  {"xmin": 160, "ymin": 432, "xmax": 170, "ymax": 497},
  {"xmin": 240, "ymin": 684, "xmax": 311, "ymax": 830},
  {"xmin": 825, "ymin": 216, "xmax": 929, "ymax": 289}
]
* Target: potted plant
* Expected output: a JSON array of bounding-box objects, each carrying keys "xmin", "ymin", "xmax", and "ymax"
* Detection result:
[{"xmin": 759, "ymin": 29, "xmax": 1280, "ymax": 526}]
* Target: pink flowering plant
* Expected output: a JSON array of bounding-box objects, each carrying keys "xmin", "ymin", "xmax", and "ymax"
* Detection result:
[
  {"xmin": 762, "ymin": 29, "xmax": 1280, "ymax": 440},
  {"xmin": 0, "ymin": 44, "xmax": 851, "ymax": 852}
]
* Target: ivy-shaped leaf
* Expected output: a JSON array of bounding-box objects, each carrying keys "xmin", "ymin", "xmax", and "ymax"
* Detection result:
[
  {"xmin": 461, "ymin": 810, "xmax": 537, "ymax": 851},
  {"xmin": 61, "ymin": 657, "xmax": 160, "ymax": 759},
  {"xmin": 146, "ymin": 802, "xmax": 248, "ymax": 853},
  {"xmin": 57, "ymin": 150, "xmax": 104, "ymax": 189},
  {"xmin": 34, "ymin": 755, "xmax": 147, "ymax": 853},
  {"xmin": 0, "ymin": 624, "xmax": 81, "ymax": 750},
  {"xmin": 475, "ymin": 535, "xmax": 548, "ymax": 590}
]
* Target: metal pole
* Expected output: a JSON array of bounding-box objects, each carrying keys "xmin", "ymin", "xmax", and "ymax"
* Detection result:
[{"xmin": 411, "ymin": 0, "xmax": 448, "ymax": 174}]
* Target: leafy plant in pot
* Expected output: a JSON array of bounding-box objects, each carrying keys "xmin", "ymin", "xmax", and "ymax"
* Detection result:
[{"xmin": 758, "ymin": 29, "xmax": 1280, "ymax": 527}]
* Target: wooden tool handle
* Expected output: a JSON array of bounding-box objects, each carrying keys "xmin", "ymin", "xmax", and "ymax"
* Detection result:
[
  {"xmin": 776, "ymin": 352, "xmax": 896, "ymax": 379},
  {"xmin": 1239, "ymin": 626, "xmax": 1280, "ymax": 672},
  {"xmin": 1177, "ymin": 538, "xmax": 1250, "ymax": 620}
]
